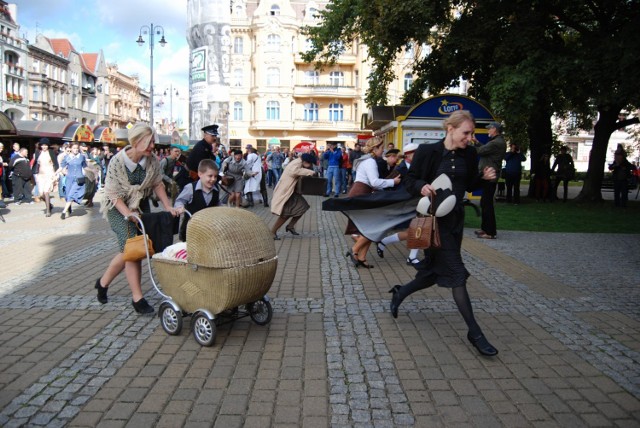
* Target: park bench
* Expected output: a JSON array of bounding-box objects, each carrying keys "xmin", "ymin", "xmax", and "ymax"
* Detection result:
[{"xmin": 601, "ymin": 180, "xmax": 639, "ymax": 199}]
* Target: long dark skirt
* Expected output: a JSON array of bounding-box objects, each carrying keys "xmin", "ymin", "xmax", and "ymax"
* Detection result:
[
  {"xmin": 344, "ymin": 182, "xmax": 373, "ymax": 235},
  {"xmin": 281, "ymin": 193, "xmax": 309, "ymax": 217}
]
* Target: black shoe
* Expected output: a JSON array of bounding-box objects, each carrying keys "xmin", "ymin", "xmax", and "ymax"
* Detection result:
[
  {"xmin": 376, "ymin": 243, "xmax": 385, "ymax": 258},
  {"xmin": 60, "ymin": 212, "xmax": 66, "ymax": 220},
  {"xmin": 345, "ymin": 250, "xmax": 358, "ymax": 267},
  {"xmin": 389, "ymin": 285, "xmax": 402, "ymax": 319},
  {"xmin": 273, "ymin": 234, "xmax": 281, "ymax": 240},
  {"xmin": 95, "ymin": 278, "xmax": 108, "ymax": 304},
  {"xmin": 467, "ymin": 332, "xmax": 498, "ymax": 356},
  {"xmin": 132, "ymin": 298, "xmax": 154, "ymax": 314},
  {"xmin": 406, "ymin": 257, "xmax": 420, "ymax": 266},
  {"xmin": 286, "ymin": 227, "xmax": 300, "ymax": 236}
]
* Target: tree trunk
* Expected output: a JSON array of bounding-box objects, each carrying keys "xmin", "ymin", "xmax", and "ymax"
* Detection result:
[
  {"xmin": 526, "ymin": 105, "xmax": 554, "ymax": 198},
  {"xmin": 575, "ymin": 107, "xmax": 622, "ymax": 202}
]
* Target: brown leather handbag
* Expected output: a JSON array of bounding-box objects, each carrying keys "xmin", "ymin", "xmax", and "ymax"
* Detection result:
[
  {"xmin": 407, "ymin": 198, "xmax": 441, "ymax": 250},
  {"xmin": 122, "ymin": 224, "xmax": 155, "ymax": 262}
]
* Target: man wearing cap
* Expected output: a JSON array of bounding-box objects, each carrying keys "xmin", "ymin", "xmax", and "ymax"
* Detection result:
[
  {"xmin": 474, "ymin": 122, "xmax": 506, "ymax": 239},
  {"xmin": 187, "ymin": 124, "xmax": 219, "ymax": 181}
]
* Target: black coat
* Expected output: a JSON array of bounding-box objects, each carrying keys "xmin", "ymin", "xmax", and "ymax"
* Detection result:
[
  {"xmin": 32, "ymin": 149, "xmax": 59, "ymax": 175},
  {"xmin": 404, "ymin": 140, "xmax": 483, "ymax": 197},
  {"xmin": 187, "ymin": 139, "xmax": 214, "ymax": 172}
]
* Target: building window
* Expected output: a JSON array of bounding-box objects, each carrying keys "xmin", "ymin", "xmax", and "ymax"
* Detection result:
[
  {"xmin": 233, "ymin": 101, "xmax": 243, "ymax": 121},
  {"xmin": 32, "ymin": 86, "xmax": 40, "ymax": 102},
  {"xmin": 266, "ymin": 101, "xmax": 280, "ymax": 120},
  {"xmin": 304, "ymin": 102, "xmax": 319, "ymax": 121},
  {"xmin": 267, "ymin": 67, "xmax": 280, "ymax": 86},
  {"xmin": 267, "ymin": 34, "xmax": 280, "ymax": 51},
  {"xmin": 234, "ymin": 37, "xmax": 243, "ymax": 54},
  {"xmin": 233, "ymin": 68, "xmax": 243, "ymax": 87},
  {"xmin": 270, "ymin": 4, "xmax": 280, "ymax": 15},
  {"xmin": 329, "ymin": 71, "xmax": 344, "ymax": 86},
  {"xmin": 304, "ymin": 70, "xmax": 319, "ymax": 85},
  {"xmin": 404, "ymin": 73, "xmax": 413, "ymax": 91},
  {"xmin": 329, "ymin": 103, "xmax": 344, "ymax": 121}
]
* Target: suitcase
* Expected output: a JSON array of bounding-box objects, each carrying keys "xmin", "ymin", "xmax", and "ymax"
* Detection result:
[{"xmin": 296, "ymin": 176, "xmax": 327, "ymax": 196}]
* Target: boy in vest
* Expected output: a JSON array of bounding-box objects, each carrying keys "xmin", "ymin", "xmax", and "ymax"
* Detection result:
[{"xmin": 175, "ymin": 159, "xmax": 220, "ymax": 241}]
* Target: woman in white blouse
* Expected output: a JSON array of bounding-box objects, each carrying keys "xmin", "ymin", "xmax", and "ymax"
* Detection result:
[{"xmin": 345, "ymin": 137, "xmax": 401, "ymax": 268}]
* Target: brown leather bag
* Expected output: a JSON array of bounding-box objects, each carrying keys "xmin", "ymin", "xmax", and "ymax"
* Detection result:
[
  {"xmin": 122, "ymin": 224, "xmax": 155, "ymax": 262},
  {"xmin": 406, "ymin": 196, "xmax": 441, "ymax": 249}
]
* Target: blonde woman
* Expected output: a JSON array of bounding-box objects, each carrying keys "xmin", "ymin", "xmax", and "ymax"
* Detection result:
[{"xmin": 96, "ymin": 123, "xmax": 178, "ymax": 314}]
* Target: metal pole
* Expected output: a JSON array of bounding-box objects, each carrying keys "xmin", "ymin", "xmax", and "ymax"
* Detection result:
[
  {"xmin": 170, "ymin": 83, "xmax": 173, "ymax": 125},
  {"xmin": 149, "ymin": 23, "xmax": 154, "ymax": 128}
]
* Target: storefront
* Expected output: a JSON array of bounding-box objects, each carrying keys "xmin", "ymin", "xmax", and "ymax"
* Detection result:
[{"xmin": 363, "ymin": 94, "xmax": 498, "ymax": 150}]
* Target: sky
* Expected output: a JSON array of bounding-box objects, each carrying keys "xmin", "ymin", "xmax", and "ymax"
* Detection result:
[{"xmin": 12, "ymin": 0, "xmax": 191, "ymax": 124}]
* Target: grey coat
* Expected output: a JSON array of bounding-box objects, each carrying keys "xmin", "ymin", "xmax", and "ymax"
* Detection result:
[{"xmin": 476, "ymin": 134, "xmax": 506, "ymax": 182}]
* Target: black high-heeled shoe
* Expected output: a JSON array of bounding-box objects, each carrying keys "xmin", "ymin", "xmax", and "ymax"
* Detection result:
[
  {"xmin": 467, "ymin": 332, "xmax": 498, "ymax": 356},
  {"xmin": 286, "ymin": 227, "xmax": 300, "ymax": 236},
  {"xmin": 356, "ymin": 258, "xmax": 374, "ymax": 269},
  {"xmin": 345, "ymin": 250, "xmax": 358, "ymax": 267},
  {"xmin": 95, "ymin": 278, "xmax": 108, "ymax": 304},
  {"xmin": 376, "ymin": 242, "xmax": 385, "ymax": 258},
  {"xmin": 388, "ymin": 285, "xmax": 401, "ymax": 318}
]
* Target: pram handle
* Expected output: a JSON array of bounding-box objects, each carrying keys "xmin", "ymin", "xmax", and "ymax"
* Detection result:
[{"xmin": 128, "ymin": 212, "xmax": 189, "ymax": 300}]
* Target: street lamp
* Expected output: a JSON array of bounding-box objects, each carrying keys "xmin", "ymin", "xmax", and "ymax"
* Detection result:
[
  {"xmin": 164, "ymin": 84, "xmax": 179, "ymax": 126},
  {"xmin": 136, "ymin": 23, "xmax": 167, "ymax": 128}
]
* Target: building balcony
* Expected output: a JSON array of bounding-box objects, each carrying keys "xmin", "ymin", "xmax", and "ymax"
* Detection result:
[
  {"xmin": 3, "ymin": 62, "xmax": 26, "ymax": 78},
  {"xmin": 293, "ymin": 85, "xmax": 357, "ymax": 98},
  {"xmin": 294, "ymin": 53, "xmax": 357, "ymax": 65},
  {"xmin": 248, "ymin": 120, "xmax": 294, "ymax": 131},
  {"xmin": 293, "ymin": 119, "xmax": 360, "ymax": 132}
]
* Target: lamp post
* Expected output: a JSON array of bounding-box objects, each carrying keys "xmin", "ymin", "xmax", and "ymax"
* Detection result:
[
  {"xmin": 136, "ymin": 23, "xmax": 167, "ymax": 128},
  {"xmin": 164, "ymin": 84, "xmax": 179, "ymax": 126}
]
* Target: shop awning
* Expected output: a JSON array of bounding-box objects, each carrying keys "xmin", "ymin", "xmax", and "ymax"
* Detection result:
[
  {"xmin": 93, "ymin": 126, "xmax": 116, "ymax": 144},
  {"xmin": 15, "ymin": 120, "xmax": 78, "ymax": 139},
  {"xmin": 0, "ymin": 112, "xmax": 17, "ymax": 136},
  {"xmin": 63, "ymin": 123, "xmax": 94, "ymax": 142}
]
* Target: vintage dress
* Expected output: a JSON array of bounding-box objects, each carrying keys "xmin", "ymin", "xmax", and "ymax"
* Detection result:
[
  {"xmin": 270, "ymin": 158, "xmax": 316, "ymax": 217},
  {"xmin": 323, "ymin": 155, "xmax": 417, "ymax": 241},
  {"xmin": 243, "ymin": 152, "xmax": 262, "ymax": 194},
  {"xmin": 403, "ymin": 140, "xmax": 484, "ymax": 288},
  {"xmin": 34, "ymin": 149, "xmax": 59, "ymax": 193},
  {"xmin": 221, "ymin": 157, "xmax": 247, "ymax": 193},
  {"xmin": 61, "ymin": 153, "xmax": 87, "ymax": 203}
]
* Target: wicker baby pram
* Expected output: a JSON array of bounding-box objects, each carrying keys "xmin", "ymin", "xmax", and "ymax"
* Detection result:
[{"xmin": 148, "ymin": 207, "xmax": 277, "ymax": 346}]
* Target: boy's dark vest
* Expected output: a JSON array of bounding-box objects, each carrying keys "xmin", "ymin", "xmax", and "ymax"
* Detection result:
[{"xmin": 179, "ymin": 182, "xmax": 220, "ymax": 241}]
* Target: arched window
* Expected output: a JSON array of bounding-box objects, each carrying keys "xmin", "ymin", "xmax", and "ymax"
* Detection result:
[
  {"xmin": 329, "ymin": 103, "xmax": 344, "ymax": 122},
  {"xmin": 267, "ymin": 34, "xmax": 280, "ymax": 51},
  {"xmin": 233, "ymin": 102, "xmax": 243, "ymax": 121},
  {"xmin": 266, "ymin": 101, "xmax": 280, "ymax": 120},
  {"xmin": 329, "ymin": 71, "xmax": 344, "ymax": 86},
  {"xmin": 304, "ymin": 102, "xmax": 318, "ymax": 121},
  {"xmin": 304, "ymin": 70, "xmax": 319, "ymax": 85},
  {"xmin": 404, "ymin": 73, "xmax": 413, "ymax": 91},
  {"xmin": 270, "ymin": 4, "xmax": 280, "ymax": 15},
  {"xmin": 233, "ymin": 68, "xmax": 243, "ymax": 87},
  {"xmin": 234, "ymin": 37, "xmax": 243, "ymax": 54},
  {"xmin": 267, "ymin": 67, "xmax": 280, "ymax": 86}
]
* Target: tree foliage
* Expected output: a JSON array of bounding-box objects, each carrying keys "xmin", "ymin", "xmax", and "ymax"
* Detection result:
[{"xmin": 302, "ymin": 0, "xmax": 640, "ymax": 200}]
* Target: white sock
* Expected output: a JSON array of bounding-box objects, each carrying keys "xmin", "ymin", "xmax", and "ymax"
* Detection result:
[
  {"xmin": 408, "ymin": 249, "xmax": 419, "ymax": 263},
  {"xmin": 381, "ymin": 233, "xmax": 400, "ymax": 246}
]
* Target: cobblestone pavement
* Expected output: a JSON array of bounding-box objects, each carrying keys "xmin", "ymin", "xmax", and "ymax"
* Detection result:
[{"xmin": 0, "ymin": 192, "xmax": 639, "ymax": 427}]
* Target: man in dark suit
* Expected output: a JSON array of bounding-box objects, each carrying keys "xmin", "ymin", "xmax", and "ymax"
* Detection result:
[{"xmin": 186, "ymin": 124, "xmax": 219, "ymax": 181}]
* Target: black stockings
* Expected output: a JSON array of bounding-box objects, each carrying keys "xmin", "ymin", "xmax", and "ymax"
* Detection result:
[{"xmin": 397, "ymin": 273, "xmax": 482, "ymax": 336}]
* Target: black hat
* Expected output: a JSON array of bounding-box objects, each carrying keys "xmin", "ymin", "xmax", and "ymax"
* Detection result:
[
  {"xmin": 201, "ymin": 124, "xmax": 219, "ymax": 136},
  {"xmin": 38, "ymin": 137, "xmax": 50, "ymax": 147},
  {"xmin": 301, "ymin": 153, "xmax": 317, "ymax": 164},
  {"xmin": 486, "ymin": 122, "xmax": 503, "ymax": 132}
]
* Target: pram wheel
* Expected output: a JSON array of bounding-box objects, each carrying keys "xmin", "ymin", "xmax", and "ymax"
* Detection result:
[
  {"xmin": 160, "ymin": 303, "xmax": 183, "ymax": 336},
  {"xmin": 248, "ymin": 297, "xmax": 273, "ymax": 326},
  {"xmin": 192, "ymin": 312, "xmax": 216, "ymax": 346}
]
